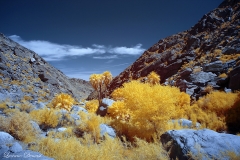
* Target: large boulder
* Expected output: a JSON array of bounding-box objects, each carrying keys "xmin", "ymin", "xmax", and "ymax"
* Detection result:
[
  {"xmin": 0, "ymin": 132, "xmax": 14, "ymax": 145},
  {"xmin": 160, "ymin": 129, "xmax": 240, "ymax": 160}
]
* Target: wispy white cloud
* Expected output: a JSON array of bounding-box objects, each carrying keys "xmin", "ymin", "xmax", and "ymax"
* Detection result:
[
  {"xmin": 9, "ymin": 35, "xmax": 145, "ymax": 61},
  {"xmin": 108, "ymin": 44, "xmax": 145, "ymax": 55},
  {"xmin": 93, "ymin": 55, "xmax": 118, "ymax": 59},
  {"xmin": 9, "ymin": 35, "xmax": 105, "ymax": 61}
]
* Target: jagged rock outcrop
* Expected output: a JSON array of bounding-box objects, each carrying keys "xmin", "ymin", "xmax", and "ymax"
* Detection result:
[
  {"xmin": 160, "ymin": 129, "xmax": 240, "ymax": 160},
  {"xmin": 0, "ymin": 33, "xmax": 93, "ymax": 103},
  {"xmin": 88, "ymin": 0, "xmax": 240, "ymax": 100}
]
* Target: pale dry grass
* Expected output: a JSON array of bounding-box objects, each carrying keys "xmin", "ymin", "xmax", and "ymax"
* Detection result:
[{"xmin": 31, "ymin": 135, "xmax": 169, "ymax": 160}]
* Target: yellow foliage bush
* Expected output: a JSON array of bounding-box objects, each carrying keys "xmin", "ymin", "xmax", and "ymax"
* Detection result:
[
  {"xmin": 30, "ymin": 108, "xmax": 61, "ymax": 129},
  {"xmin": 226, "ymin": 93, "xmax": 240, "ymax": 133},
  {"xmin": 47, "ymin": 127, "xmax": 74, "ymax": 139},
  {"xmin": 0, "ymin": 110, "xmax": 37, "ymax": 142},
  {"xmin": 31, "ymin": 134, "xmax": 168, "ymax": 160},
  {"xmin": 185, "ymin": 91, "xmax": 239, "ymax": 131},
  {"xmin": 195, "ymin": 91, "xmax": 237, "ymax": 116},
  {"xmin": 218, "ymin": 73, "xmax": 227, "ymax": 78},
  {"xmin": 51, "ymin": 93, "xmax": 75, "ymax": 111},
  {"xmin": 109, "ymin": 80, "xmax": 190, "ymax": 141},
  {"xmin": 220, "ymin": 54, "xmax": 240, "ymax": 63},
  {"xmin": 75, "ymin": 112, "xmax": 103, "ymax": 143},
  {"xmin": 204, "ymin": 85, "xmax": 213, "ymax": 94},
  {"xmin": 0, "ymin": 102, "xmax": 7, "ymax": 109},
  {"xmin": 85, "ymin": 100, "xmax": 99, "ymax": 113},
  {"xmin": 146, "ymin": 71, "xmax": 160, "ymax": 85}
]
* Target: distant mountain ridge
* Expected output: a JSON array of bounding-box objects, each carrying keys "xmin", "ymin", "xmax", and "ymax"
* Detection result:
[
  {"xmin": 91, "ymin": 0, "xmax": 240, "ymax": 100},
  {"xmin": 0, "ymin": 33, "xmax": 93, "ymax": 103}
]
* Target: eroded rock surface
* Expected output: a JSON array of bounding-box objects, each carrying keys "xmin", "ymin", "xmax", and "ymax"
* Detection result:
[{"xmin": 160, "ymin": 129, "xmax": 240, "ymax": 160}]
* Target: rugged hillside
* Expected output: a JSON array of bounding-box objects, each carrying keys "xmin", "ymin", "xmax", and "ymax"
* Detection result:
[
  {"xmin": 0, "ymin": 33, "xmax": 93, "ymax": 103},
  {"xmin": 98, "ymin": 0, "xmax": 240, "ymax": 100}
]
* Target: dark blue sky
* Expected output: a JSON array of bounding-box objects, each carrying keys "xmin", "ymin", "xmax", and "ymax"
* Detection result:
[{"xmin": 0, "ymin": 0, "xmax": 223, "ymax": 80}]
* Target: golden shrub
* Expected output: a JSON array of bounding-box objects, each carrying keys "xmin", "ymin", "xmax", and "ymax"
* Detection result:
[
  {"xmin": 32, "ymin": 135, "xmax": 168, "ymax": 160},
  {"xmin": 85, "ymin": 100, "xmax": 99, "ymax": 113},
  {"xmin": 146, "ymin": 71, "xmax": 160, "ymax": 85},
  {"xmin": 196, "ymin": 91, "xmax": 237, "ymax": 116},
  {"xmin": 109, "ymin": 80, "xmax": 190, "ymax": 141},
  {"xmin": 220, "ymin": 54, "xmax": 240, "ymax": 63},
  {"xmin": 204, "ymin": 85, "xmax": 213, "ymax": 94},
  {"xmin": 51, "ymin": 93, "xmax": 75, "ymax": 111},
  {"xmin": 75, "ymin": 112, "xmax": 103, "ymax": 143},
  {"xmin": 0, "ymin": 110, "xmax": 37, "ymax": 142},
  {"xmin": 19, "ymin": 102, "xmax": 34, "ymax": 113},
  {"xmin": 107, "ymin": 101, "xmax": 131, "ymax": 122},
  {"xmin": 47, "ymin": 127, "xmax": 74, "ymax": 139},
  {"xmin": 185, "ymin": 91, "xmax": 239, "ymax": 131},
  {"xmin": 226, "ymin": 93, "xmax": 240, "ymax": 133},
  {"xmin": 0, "ymin": 102, "xmax": 7, "ymax": 109},
  {"xmin": 219, "ymin": 73, "xmax": 227, "ymax": 78},
  {"xmin": 30, "ymin": 108, "xmax": 61, "ymax": 128}
]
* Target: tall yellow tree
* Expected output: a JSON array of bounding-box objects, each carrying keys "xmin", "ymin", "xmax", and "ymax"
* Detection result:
[{"xmin": 89, "ymin": 71, "xmax": 112, "ymax": 105}]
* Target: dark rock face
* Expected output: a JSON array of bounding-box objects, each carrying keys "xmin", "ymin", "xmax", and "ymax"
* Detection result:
[
  {"xmin": 88, "ymin": 0, "xmax": 240, "ymax": 100},
  {"xmin": 0, "ymin": 33, "xmax": 93, "ymax": 102},
  {"xmin": 160, "ymin": 129, "xmax": 240, "ymax": 160},
  {"xmin": 229, "ymin": 66, "xmax": 240, "ymax": 90}
]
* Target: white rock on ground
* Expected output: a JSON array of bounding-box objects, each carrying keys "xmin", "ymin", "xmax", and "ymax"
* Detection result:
[
  {"xmin": 0, "ymin": 131, "xmax": 53, "ymax": 160},
  {"xmin": 102, "ymin": 98, "xmax": 115, "ymax": 107},
  {"xmin": 100, "ymin": 124, "xmax": 116, "ymax": 138},
  {"xmin": 160, "ymin": 129, "xmax": 240, "ymax": 160},
  {"xmin": 0, "ymin": 132, "xmax": 14, "ymax": 144}
]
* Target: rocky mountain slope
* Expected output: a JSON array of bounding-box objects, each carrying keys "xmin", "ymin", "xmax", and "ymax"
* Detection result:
[
  {"xmin": 0, "ymin": 33, "xmax": 93, "ymax": 104},
  {"xmin": 96, "ymin": 0, "xmax": 240, "ymax": 100}
]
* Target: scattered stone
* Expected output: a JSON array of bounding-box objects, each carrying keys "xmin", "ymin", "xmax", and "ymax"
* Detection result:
[
  {"xmin": 70, "ymin": 113, "xmax": 80, "ymax": 120},
  {"xmin": 100, "ymin": 124, "xmax": 116, "ymax": 138},
  {"xmin": 57, "ymin": 127, "xmax": 67, "ymax": 132},
  {"xmin": 224, "ymin": 87, "xmax": 232, "ymax": 93},
  {"xmin": 102, "ymin": 98, "xmax": 115, "ymax": 107},
  {"xmin": 71, "ymin": 105, "xmax": 88, "ymax": 113},
  {"xmin": 30, "ymin": 121, "xmax": 42, "ymax": 133},
  {"xmin": 97, "ymin": 98, "xmax": 115, "ymax": 116},
  {"xmin": 30, "ymin": 57, "xmax": 36, "ymax": 63}
]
